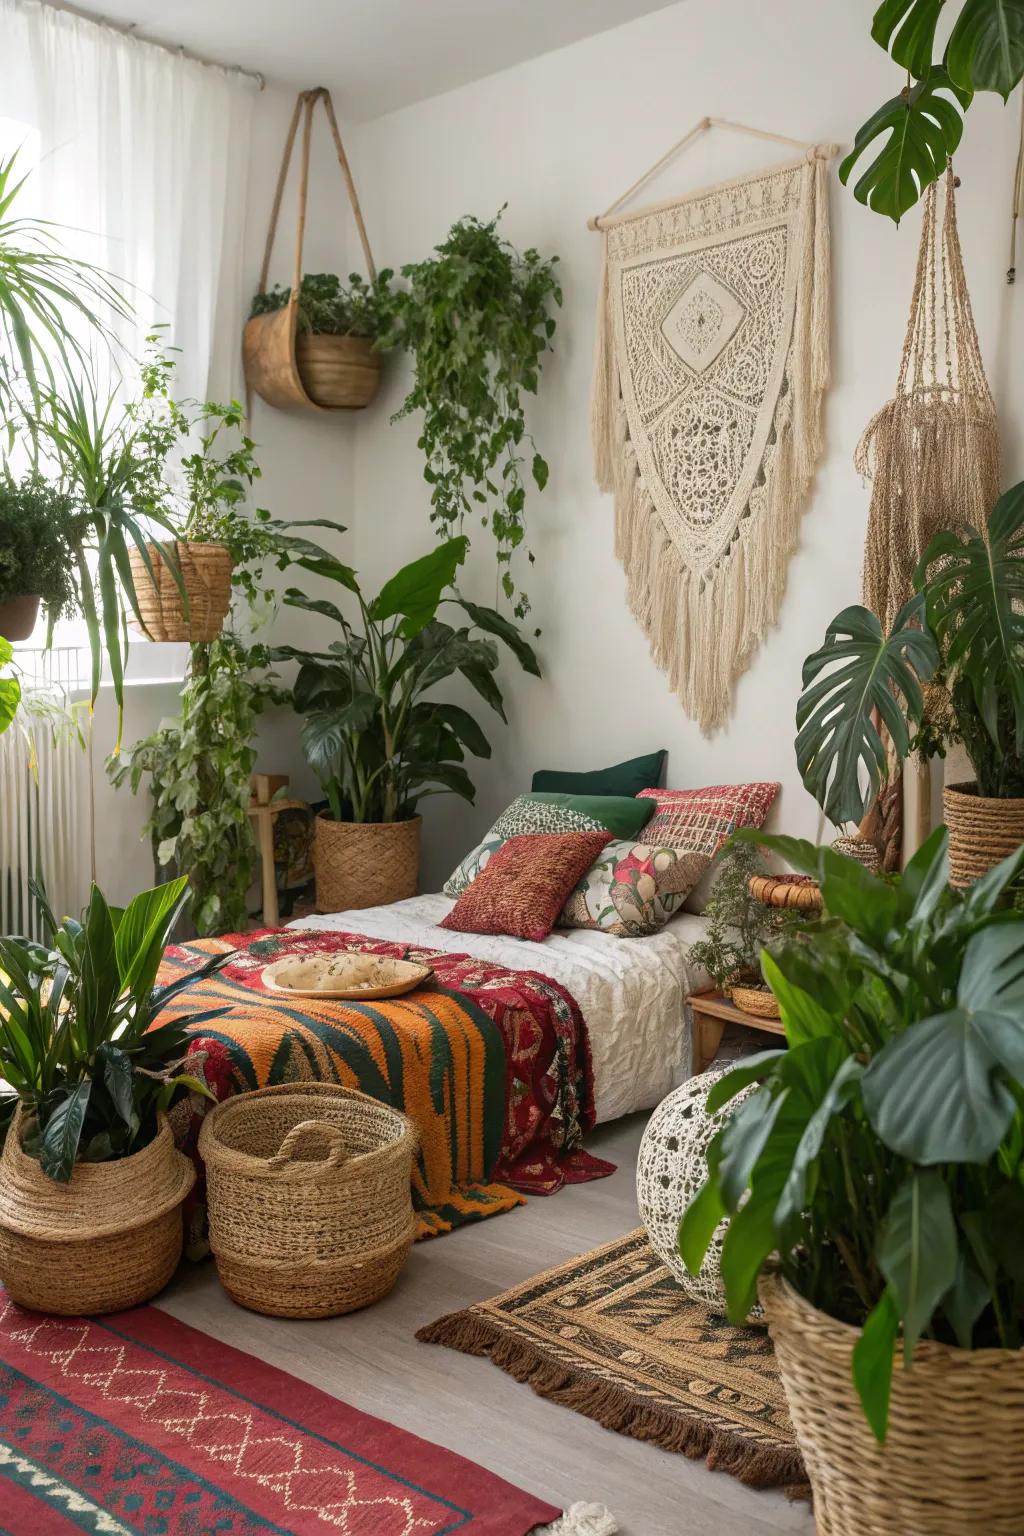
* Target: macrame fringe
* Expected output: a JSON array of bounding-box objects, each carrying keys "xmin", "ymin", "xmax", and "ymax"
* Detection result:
[
  {"xmin": 592, "ymin": 151, "xmax": 831, "ymax": 734},
  {"xmin": 537, "ymin": 1503, "xmax": 618, "ymax": 1535},
  {"xmin": 417, "ymin": 1311, "xmax": 809, "ymax": 1500}
]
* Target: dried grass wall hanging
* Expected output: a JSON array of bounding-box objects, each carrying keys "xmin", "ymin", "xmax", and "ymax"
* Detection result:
[{"xmin": 590, "ymin": 119, "xmax": 835, "ymax": 734}]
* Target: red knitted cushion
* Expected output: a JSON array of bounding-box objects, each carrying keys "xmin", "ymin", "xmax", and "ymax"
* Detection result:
[{"xmin": 440, "ymin": 830, "xmax": 614, "ymax": 942}]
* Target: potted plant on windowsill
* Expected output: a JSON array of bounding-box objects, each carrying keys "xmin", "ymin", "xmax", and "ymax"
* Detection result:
[
  {"xmin": 794, "ymin": 480, "xmax": 1024, "ymax": 885},
  {"xmin": 0, "ymin": 476, "xmax": 78, "ymax": 642},
  {"xmin": 248, "ymin": 270, "xmax": 391, "ymax": 411},
  {"xmin": 275, "ymin": 534, "xmax": 540, "ymax": 912},
  {"xmin": 0, "ymin": 876, "xmax": 229, "ymax": 1315},
  {"xmin": 680, "ymin": 827, "xmax": 1024, "ymax": 1532}
]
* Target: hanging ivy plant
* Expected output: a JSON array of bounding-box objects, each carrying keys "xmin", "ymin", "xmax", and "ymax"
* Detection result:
[{"xmin": 379, "ymin": 209, "xmax": 561, "ymax": 620}]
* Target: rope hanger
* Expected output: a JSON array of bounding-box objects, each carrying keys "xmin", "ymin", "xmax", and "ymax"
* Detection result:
[{"xmin": 587, "ymin": 116, "xmax": 837, "ymax": 232}]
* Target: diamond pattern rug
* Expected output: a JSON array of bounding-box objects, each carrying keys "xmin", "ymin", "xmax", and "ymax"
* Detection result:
[{"xmin": 0, "ymin": 1290, "xmax": 562, "ymax": 1534}]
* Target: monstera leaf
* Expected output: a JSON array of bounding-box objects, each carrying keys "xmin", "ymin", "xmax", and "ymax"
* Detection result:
[
  {"xmin": 947, "ymin": 0, "xmax": 1024, "ymax": 96},
  {"xmin": 920, "ymin": 482, "xmax": 1024, "ymax": 756},
  {"xmin": 872, "ymin": 0, "xmax": 947, "ymax": 79},
  {"xmin": 795, "ymin": 598, "xmax": 938, "ymax": 828},
  {"xmin": 840, "ymin": 67, "xmax": 972, "ymax": 222}
]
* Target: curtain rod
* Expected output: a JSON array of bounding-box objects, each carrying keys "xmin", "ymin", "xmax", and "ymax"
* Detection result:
[{"xmin": 38, "ymin": 0, "xmax": 266, "ymax": 88}]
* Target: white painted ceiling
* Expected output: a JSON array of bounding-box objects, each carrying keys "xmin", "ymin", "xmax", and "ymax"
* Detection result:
[{"xmin": 62, "ymin": 0, "xmax": 681, "ymax": 119}]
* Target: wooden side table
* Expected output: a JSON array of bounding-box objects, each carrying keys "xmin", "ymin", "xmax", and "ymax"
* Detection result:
[{"xmin": 686, "ymin": 989, "xmax": 786, "ymax": 1074}]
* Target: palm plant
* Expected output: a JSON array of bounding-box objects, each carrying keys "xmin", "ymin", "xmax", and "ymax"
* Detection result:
[
  {"xmin": 276, "ymin": 535, "xmax": 540, "ymax": 823},
  {"xmin": 795, "ymin": 480, "xmax": 1024, "ymax": 826},
  {"xmin": 0, "ymin": 876, "xmax": 228, "ymax": 1181}
]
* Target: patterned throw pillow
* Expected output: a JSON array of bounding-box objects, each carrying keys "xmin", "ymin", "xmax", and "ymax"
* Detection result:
[
  {"xmin": 442, "ymin": 793, "xmax": 651, "ymax": 899},
  {"xmin": 440, "ymin": 831, "xmax": 614, "ymax": 942},
  {"xmin": 558, "ymin": 839, "xmax": 710, "ymax": 937},
  {"xmin": 636, "ymin": 782, "xmax": 781, "ymax": 860}
]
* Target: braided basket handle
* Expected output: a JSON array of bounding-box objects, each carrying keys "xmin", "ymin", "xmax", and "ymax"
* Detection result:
[{"xmin": 267, "ymin": 1119, "xmax": 349, "ymax": 1174}]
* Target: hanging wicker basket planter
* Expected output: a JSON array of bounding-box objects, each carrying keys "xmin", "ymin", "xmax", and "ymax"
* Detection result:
[
  {"xmin": 944, "ymin": 781, "xmax": 1024, "ymax": 888},
  {"xmin": 312, "ymin": 813, "xmax": 421, "ymax": 913},
  {"xmin": 761, "ymin": 1270, "xmax": 1024, "ymax": 1534},
  {"xmin": 0, "ymin": 1108, "xmax": 194, "ymax": 1315},
  {"xmin": 127, "ymin": 539, "xmax": 234, "ymax": 642},
  {"xmin": 244, "ymin": 87, "xmax": 382, "ymax": 414}
]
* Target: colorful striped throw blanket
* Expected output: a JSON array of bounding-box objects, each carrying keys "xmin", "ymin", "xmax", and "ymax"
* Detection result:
[{"xmin": 158, "ymin": 929, "xmax": 613, "ymax": 1245}]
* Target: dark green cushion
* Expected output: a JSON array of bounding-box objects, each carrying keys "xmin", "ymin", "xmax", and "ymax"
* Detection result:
[
  {"xmin": 525, "ymin": 792, "xmax": 655, "ymax": 841},
  {"xmin": 531, "ymin": 750, "xmax": 667, "ymax": 798}
]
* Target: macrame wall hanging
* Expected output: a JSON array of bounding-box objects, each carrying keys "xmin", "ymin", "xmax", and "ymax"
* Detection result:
[
  {"xmin": 855, "ymin": 165, "xmax": 998, "ymax": 868},
  {"xmin": 590, "ymin": 118, "xmax": 836, "ymax": 734}
]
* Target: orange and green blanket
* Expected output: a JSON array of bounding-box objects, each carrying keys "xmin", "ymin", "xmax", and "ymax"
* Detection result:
[{"xmin": 158, "ymin": 928, "xmax": 613, "ymax": 1246}]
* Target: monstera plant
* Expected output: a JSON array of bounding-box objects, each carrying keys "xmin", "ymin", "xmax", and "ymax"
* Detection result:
[
  {"xmin": 795, "ymin": 480, "xmax": 1024, "ymax": 880},
  {"xmin": 843, "ymin": 0, "xmax": 1024, "ymax": 221}
]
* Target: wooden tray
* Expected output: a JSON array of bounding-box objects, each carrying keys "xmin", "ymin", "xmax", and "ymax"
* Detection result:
[{"xmin": 261, "ymin": 954, "xmax": 433, "ymax": 1001}]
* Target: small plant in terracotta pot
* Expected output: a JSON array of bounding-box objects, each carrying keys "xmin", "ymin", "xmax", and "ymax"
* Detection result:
[{"xmin": 0, "ymin": 475, "xmax": 78, "ymax": 642}]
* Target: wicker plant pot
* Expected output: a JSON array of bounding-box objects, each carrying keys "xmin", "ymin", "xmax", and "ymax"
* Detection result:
[
  {"xmin": 199, "ymin": 1082, "xmax": 417, "ymax": 1319},
  {"xmin": 127, "ymin": 540, "xmax": 234, "ymax": 642},
  {"xmin": 944, "ymin": 781, "xmax": 1024, "ymax": 888},
  {"xmin": 243, "ymin": 314, "xmax": 381, "ymax": 413},
  {"xmin": 312, "ymin": 813, "xmax": 420, "ymax": 913},
  {"xmin": 0, "ymin": 594, "xmax": 40, "ymax": 642},
  {"xmin": 761, "ymin": 1271, "xmax": 1024, "ymax": 1534},
  {"xmin": 0, "ymin": 1109, "xmax": 194, "ymax": 1315}
]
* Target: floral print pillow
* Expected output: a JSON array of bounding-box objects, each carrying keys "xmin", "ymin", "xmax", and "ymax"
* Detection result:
[{"xmin": 558, "ymin": 840, "xmax": 710, "ymax": 937}]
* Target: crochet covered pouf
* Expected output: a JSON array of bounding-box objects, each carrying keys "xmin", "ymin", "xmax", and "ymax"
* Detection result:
[{"xmin": 636, "ymin": 1067, "xmax": 754, "ymax": 1313}]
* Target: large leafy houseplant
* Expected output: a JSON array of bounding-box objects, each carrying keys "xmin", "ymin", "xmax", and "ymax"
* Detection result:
[
  {"xmin": 277, "ymin": 535, "xmax": 540, "ymax": 824},
  {"xmin": 794, "ymin": 480, "xmax": 1024, "ymax": 828},
  {"xmin": 680, "ymin": 826, "xmax": 1024, "ymax": 1442},
  {"xmin": 379, "ymin": 210, "xmax": 561, "ymax": 620},
  {"xmin": 0, "ymin": 876, "xmax": 227, "ymax": 1182},
  {"xmin": 843, "ymin": 0, "xmax": 1024, "ymax": 221}
]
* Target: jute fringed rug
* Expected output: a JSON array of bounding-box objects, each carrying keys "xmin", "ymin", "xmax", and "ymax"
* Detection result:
[{"xmin": 419, "ymin": 1228, "xmax": 809, "ymax": 1500}]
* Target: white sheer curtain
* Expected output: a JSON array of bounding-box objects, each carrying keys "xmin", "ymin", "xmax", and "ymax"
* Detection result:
[{"xmin": 0, "ymin": 0, "xmax": 257, "ymax": 402}]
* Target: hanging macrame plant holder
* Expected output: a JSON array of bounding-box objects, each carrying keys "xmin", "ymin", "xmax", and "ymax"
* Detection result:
[
  {"xmin": 856, "ymin": 165, "xmax": 998, "ymax": 870},
  {"xmin": 590, "ymin": 118, "xmax": 836, "ymax": 734},
  {"xmin": 244, "ymin": 87, "xmax": 381, "ymax": 413}
]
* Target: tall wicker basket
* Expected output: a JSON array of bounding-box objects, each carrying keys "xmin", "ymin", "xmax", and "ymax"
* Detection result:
[
  {"xmin": 127, "ymin": 540, "xmax": 233, "ymax": 642},
  {"xmin": 761, "ymin": 1271, "xmax": 1024, "ymax": 1534},
  {"xmin": 312, "ymin": 813, "xmax": 421, "ymax": 913},
  {"xmin": 199, "ymin": 1082, "xmax": 417, "ymax": 1318},
  {"xmin": 944, "ymin": 781, "xmax": 1024, "ymax": 887},
  {"xmin": 0, "ymin": 1109, "xmax": 195, "ymax": 1315}
]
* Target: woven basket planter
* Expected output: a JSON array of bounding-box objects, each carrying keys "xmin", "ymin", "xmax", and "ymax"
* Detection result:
[
  {"xmin": 0, "ymin": 1108, "xmax": 194, "ymax": 1315},
  {"xmin": 244, "ymin": 314, "xmax": 381, "ymax": 412},
  {"xmin": 312, "ymin": 813, "xmax": 421, "ymax": 913},
  {"xmin": 728, "ymin": 982, "xmax": 782, "ymax": 1020},
  {"xmin": 199, "ymin": 1082, "xmax": 416, "ymax": 1319},
  {"xmin": 748, "ymin": 873, "xmax": 822, "ymax": 912},
  {"xmin": 127, "ymin": 540, "xmax": 233, "ymax": 642},
  {"xmin": 761, "ymin": 1271, "xmax": 1024, "ymax": 1534},
  {"xmin": 944, "ymin": 781, "xmax": 1024, "ymax": 888},
  {"xmin": 0, "ymin": 594, "xmax": 40, "ymax": 642}
]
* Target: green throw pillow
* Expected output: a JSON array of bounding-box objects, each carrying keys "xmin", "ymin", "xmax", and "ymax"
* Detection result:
[
  {"xmin": 525, "ymin": 792, "xmax": 655, "ymax": 841},
  {"xmin": 531, "ymin": 750, "xmax": 667, "ymax": 798}
]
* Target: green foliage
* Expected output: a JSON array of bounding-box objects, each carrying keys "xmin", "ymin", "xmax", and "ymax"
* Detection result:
[
  {"xmin": 377, "ymin": 210, "xmax": 561, "ymax": 620},
  {"xmin": 796, "ymin": 482, "xmax": 1024, "ymax": 824},
  {"xmin": 109, "ymin": 637, "xmax": 285, "ymax": 937},
  {"xmin": 679, "ymin": 827, "xmax": 1024, "ymax": 1441},
  {"xmin": 848, "ymin": 0, "xmax": 1024, "ymax": 221},
  {"xmin": 276, "ymin": 535, "xmax": 540, "ymax": 824},
  {"xmin": 0, "ymin": 475, "xmax": 77, "ymax": 616},
  {"xmin": 0, "ymin": 877, "xmax": 229, "ymax": 1182},
  {"xmin": 0, "ymin": 636, "xmax": 20, "ymax": 736},
  {"xmin": 687, "ymin": 840, "xmax": 804, "ymax": 991},
  {"xmin": 250, "ymin": 270, "xmax": 394, "ymax": 338}
]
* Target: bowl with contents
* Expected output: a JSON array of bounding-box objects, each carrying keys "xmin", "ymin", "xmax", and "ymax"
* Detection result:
[{"xmin": 261, "ymin": 952, "xmax": 433, "ymax": 1001}]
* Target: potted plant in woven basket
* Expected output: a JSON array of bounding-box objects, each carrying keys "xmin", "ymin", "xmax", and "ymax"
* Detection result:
[
  {"xmin": 0, "ymin": 876, "xmax": 230, "ymax": 1314},
  {"xmin": 275, "ymin": 534, "xmax": 539, "ymax": 912},
  {"xmin": 687, "ymin": 840, "xmax": 806, "ymax": 1020},
  {"xmin": 794, "ymin": 480, "xmax": 1024, "ymax": 885},
  {"xmin": 680, "ymin": 826, "xmax": 1024, "ymax": 1533},
  {"xmin": 249, "ymin": 270, "xmax": 391, "ymax": 410}
]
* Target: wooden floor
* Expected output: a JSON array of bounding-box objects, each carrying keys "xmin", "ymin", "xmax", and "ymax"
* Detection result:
[{"xmin": 156, "ymin": 1102, "xmax": 814, "ymax": 1536}]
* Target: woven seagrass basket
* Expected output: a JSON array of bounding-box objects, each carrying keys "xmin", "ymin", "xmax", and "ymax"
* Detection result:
[
  {"xmin": 944, "ymin": 781, "xmax": 1024, "ymax": 888},
  {"xmin": 0, "ymin": 1108, "xmax": 194, "ymax": 1315},
  {"xmin": 748, "ymin": 873, "xmax": 823, "ymax": 912},
  {"xmin": 728, "ymin": 982, "xmax": 782, "ymax": 1020},
  {"xmin": 127, "ymin": 539, "xmax": 233, "ymax": 642},
  {"xmin": 830, "ymin": 833, "xmax": 881, "ymax": 871},
  {"xmin": 312, "ymin": 813, "xmax": 421, "ymax": 913},
  {"xmin": 198, "ymin": 1082, "xmax": 417, "ymax": 1319},
  {"xmin": 761, "ymin": 1270, "xmax": 1024, "ymax": 1534}
]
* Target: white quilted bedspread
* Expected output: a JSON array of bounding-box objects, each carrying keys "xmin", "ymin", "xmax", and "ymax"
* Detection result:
[{"xmin": 290, "ymin": 895, "xmax": 710, "ymax": 1124}]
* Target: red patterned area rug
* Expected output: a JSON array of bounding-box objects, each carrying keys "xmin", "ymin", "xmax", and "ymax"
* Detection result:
[{"xmin": 0, "ymin": 1291, "xmax": 568, "ymax": 1534}]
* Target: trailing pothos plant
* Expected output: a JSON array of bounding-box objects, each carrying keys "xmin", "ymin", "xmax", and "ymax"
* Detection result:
[
  {"xmin": 795, "ymin": 479, "xmax": 1024, "ymax": 827},
  {"xmin": 250, "ymin": 270, "xmax": 394, "ymax": 340},
  {"xmin": 680, "ymin": 826, "xmax": 1024, "ymax": 1441},
  {"xmin": 0, "ymin": 637, "xmax": 19, "ymax": 736},
  {"xmin": 275, "ymin": 534, "xmax": 540, "ymax": 823},
  {"xmin": 0, "ymin": 876, "xmax": 228, "ymax": 1181},
  {"xmin": 108, "ymin": 637, "xmax": 286, "ymax": 937},
  {"xmin": 378, "ymin": 210, "xmax": 561, "ymax": 620},
  {"xmin": 843, "ymin": 0, "xmax": 1024, "ymax": 221}
]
